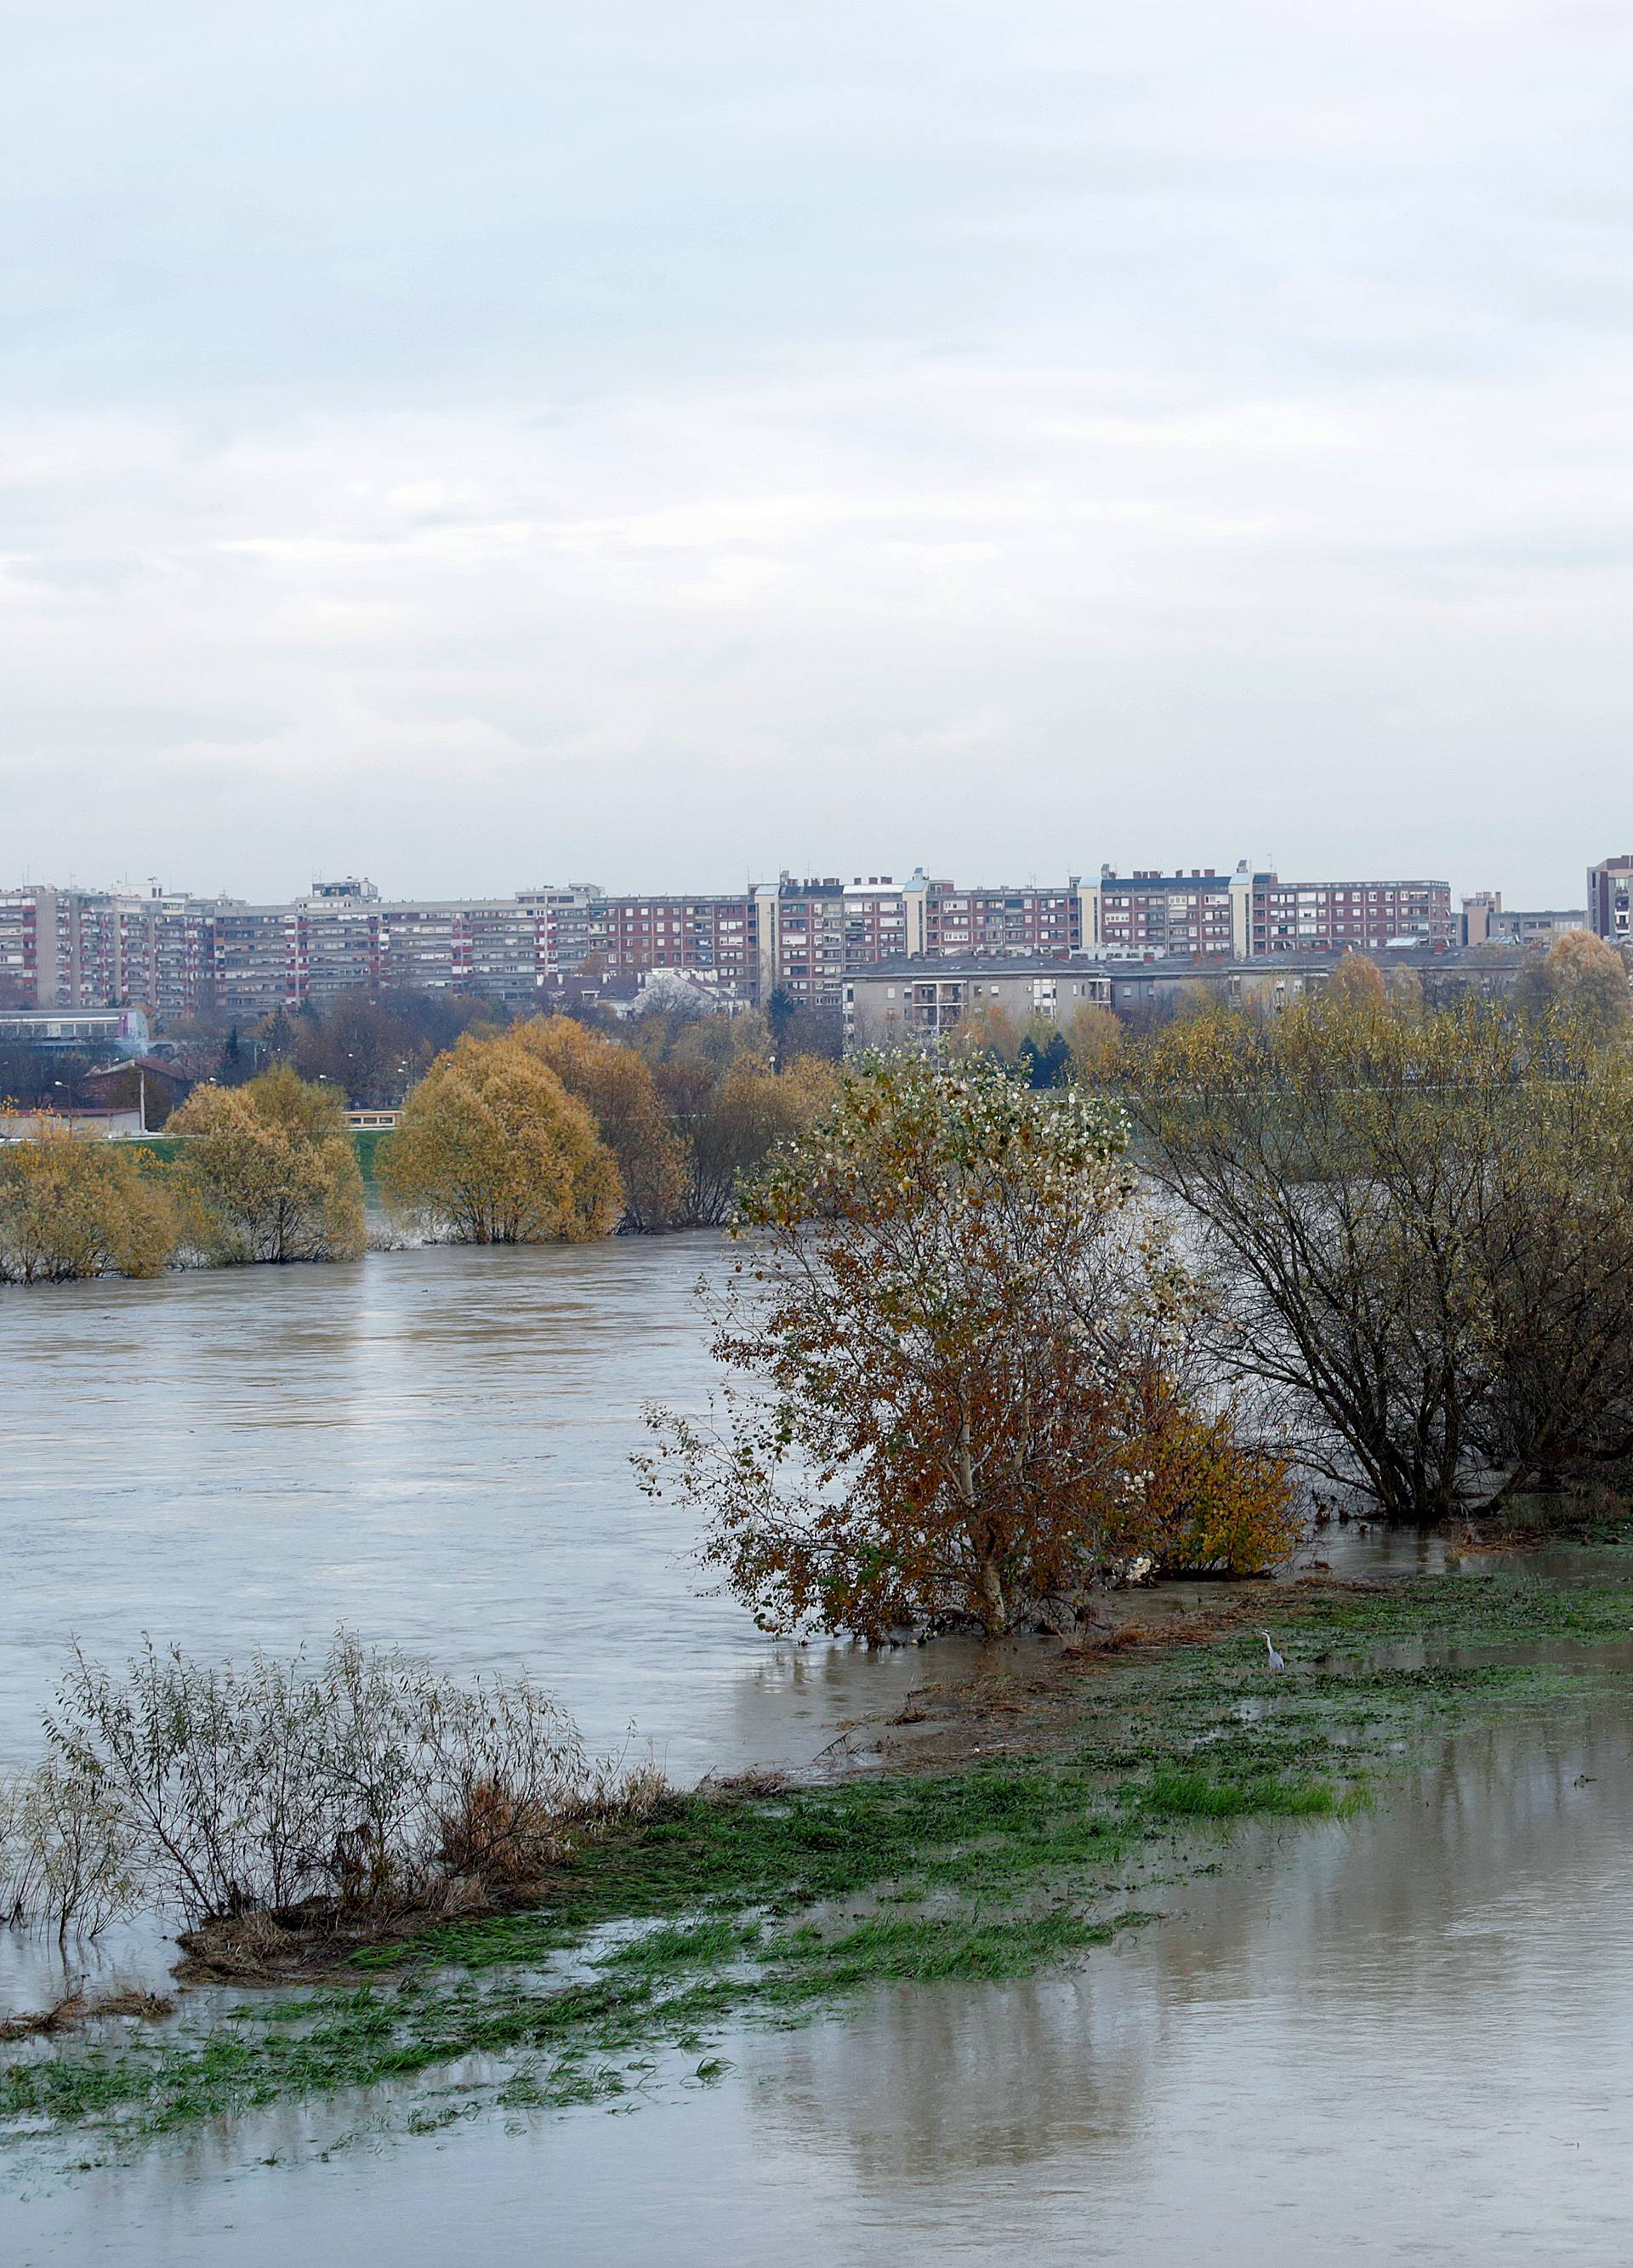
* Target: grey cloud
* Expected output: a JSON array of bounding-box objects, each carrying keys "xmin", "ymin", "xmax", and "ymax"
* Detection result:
[{"xmin": 3, "ymin": 1, "xmax": 1633, "ymax": 901}]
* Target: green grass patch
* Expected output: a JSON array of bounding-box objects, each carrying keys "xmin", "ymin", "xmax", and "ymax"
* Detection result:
[
  {"xmin": 1143, "ymin": 1766, "xmax": 1355, "ymax": 1819},
  {"xmin": 352, "ymin": 1127, "xmax": 389, "ymax": 1182}
]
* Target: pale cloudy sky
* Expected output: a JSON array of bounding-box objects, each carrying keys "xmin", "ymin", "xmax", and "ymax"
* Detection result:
[{"xmin": 3, "ymin": 0, "xmax": 1632, "ymax": 903}]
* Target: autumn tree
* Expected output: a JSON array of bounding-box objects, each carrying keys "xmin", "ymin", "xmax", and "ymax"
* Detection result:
[
  {"xmin": 168, "ymin": 1063, "xmax": 367, "ymax": 1264},
  {"xmin": 1134, "ymin": 996, "xmax": 1633, "ymax": 1520},
  {"xmin": 680, "ymin": 1052, "xmax": 839, "ymax": 1225},
  {"xmin": 1516, "ymin": 931, "xmax": 1630, "ymax": 1042},
  {"xmin": 640, "ymin": 1054, "xmax": 1294, "ymax": 1638},
  {"xmin": 1064, "ymin": 1001, "xmax": 1124, "ymax": 1080},
  {"xmin": 0, "ymin": 1128, "xmax": 179, "ymax": 1284},
  {"xmin": 379, "ymin": 1034, "xmax": 622, "ymax": 1245},
  {"xmin": 945, "ymin": 1000, "xmax": 1019, "ymax": 1063},
  {"xmin": 1324, "ymin": 953, "xmax": 1386, "ymax": 1012},
  {"xmin": 512, "ymin": 1016, "xmax": 689, "ymax": 1230}
]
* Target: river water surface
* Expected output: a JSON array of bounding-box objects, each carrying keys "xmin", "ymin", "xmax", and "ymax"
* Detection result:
[
  {"xmin": 0, "ymin": 1235, "xmax": 966, "ymax": 1780},
  {"xmin": 3, "ymin": 1242, "xmax": 1630, "ymax": 2263}
]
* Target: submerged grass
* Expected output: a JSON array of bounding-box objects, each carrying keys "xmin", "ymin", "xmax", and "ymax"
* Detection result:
[
  {"xmin": 1143, "ymin": 1766, "xmax": 1358, "ymax": 1818},
  {"xmin": 6, "ymin": 1565, "xmax": 1633, "ymax": 2150}
]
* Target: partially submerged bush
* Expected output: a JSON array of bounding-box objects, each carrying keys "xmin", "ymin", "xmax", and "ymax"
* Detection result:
[
  {"xmin": 0, "ymin": 1635, "xmax": 662, "ymax": 1939},
  {"xmin": 512, "ymin": 1016, "xmax": 690, "ymax": 1232},
  {"xmin": 380, "ymin": 1034, "xmax": 623, "ymax": 1245},
  {"xmin": 0, "ymin": 1761, "xmax": 136, "ymax": 1940},
  {"xmin": 641, "ymin": 1052, "xmax": 1294, "ymax": 1639},
  {"xmin": 167, "ymin": 1064, "xmax": 366, "ymax": 1264},
  {"xmin": 0, "ymin": 1127, "xmax": 180, "ymax": 1284},
  {"xmin": 1135, "ymin": 997, "xmax": 1633, "ymax": 1520}
]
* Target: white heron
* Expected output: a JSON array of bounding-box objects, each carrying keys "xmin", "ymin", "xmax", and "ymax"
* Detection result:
[{"xmin": 1260, "ymin": 1632, "xmax": 1286, "ymax": 1671}]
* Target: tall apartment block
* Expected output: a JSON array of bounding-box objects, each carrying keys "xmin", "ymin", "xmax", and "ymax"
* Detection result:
[
  {"xmin": 754, "ymin": 874, "xmax": 1093, "ymax": 1010},
  {"xmin": 0, "ymin": 882, "xmax": 215, "ymax": 1017},
  {"xmin": 588, "ymin": 894, "xmax": 756, "ymax": 993},
  {"xmin": 1587, "ymin": 856, "xmax": 1633, "ymax": 943},
  {"xmin": 1078, "ymin": 865, "xmax": 1454, "ymax": 957}
]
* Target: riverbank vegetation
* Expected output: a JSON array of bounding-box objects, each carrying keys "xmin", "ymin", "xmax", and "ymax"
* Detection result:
[
  {"xmin": 166, "ymin": 1064, "xmax": 367, "ymax": 1263},
  {"xmin": 379, "ymin": 1034, "xmax": 623, "ymax": 1245},
  {"xmin": 0, "ymin": 1125, "xmax": 179, "ymax": 1283},
  {"xmin": 641, "ymin": 1052, "xmax": 1298, "ymax": 1637},
  {"xmin": 4, "ymin": 1565, "xmax": 1630, "ymax": 2144},
  {"xmin": 1133, "ymin": 994, "xmax": 1633, "ymax": 1524},
  {"xmin": 0, "ymin": 1001, "xmax": 842, "ymax": 1279},
  {"xmin": 0, "ymin": 1635, "xmax": 666, "ymax": 1946}
]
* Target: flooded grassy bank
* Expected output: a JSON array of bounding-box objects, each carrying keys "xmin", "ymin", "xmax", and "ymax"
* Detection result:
[{"xmin": 7, "ymin": 1563, "xmax": 1632, "ymax": 2160}]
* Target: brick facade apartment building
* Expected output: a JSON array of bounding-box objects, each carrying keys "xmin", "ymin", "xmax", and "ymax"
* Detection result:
[{"xmin": 0, "ymin": 861, "xmax": 1460, "ymax": 1023}]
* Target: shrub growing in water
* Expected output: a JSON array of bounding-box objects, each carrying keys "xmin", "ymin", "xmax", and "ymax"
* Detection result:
[
  {"xmin": 0, "ymin": 1125, "xmax": 180, "ymax": 1284},
  {"xmin": 167, "ymin": 1063, "xmax": 366, "ymax": 1263},
  {"xmin": 380, "ymin": 1034, "xmax": 622, "ymax": 1245},
  {"xmin": 512, "ymin": 1016, "xmax": 691, "ymax": 1231},
  {"xmin": 0, "ymin": 1634, "xmax": 656, "ymax": 1936},
  {"xmin": 1135, "ymin": 995, "xmax": 1633, "ymax": 1520},
  {"xmin": 640, "ymin": 1052, "xmax": 1294, "ymax": 1640}
]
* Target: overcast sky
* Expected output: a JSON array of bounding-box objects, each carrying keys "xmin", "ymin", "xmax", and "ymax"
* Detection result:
[{"xmin": 3, "ymin": 0, "xmax": 1631, "ymax": 904}]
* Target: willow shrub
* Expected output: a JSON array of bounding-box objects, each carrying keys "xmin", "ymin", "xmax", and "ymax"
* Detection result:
[
  {"xmin": 379, "ymin": 1034, "xmax": 622, "ymax": 1245},
  {"xmin": 0, "ymin": 1635, "xmax": 662, "ymax": 1936},
  {"xmin": 167, "ymin": 1063, "xmax": 366, "ymax": 1264},
  {"xmin": 0, "ymin": 1126, "xmax": 180, "ymax": 1284}
]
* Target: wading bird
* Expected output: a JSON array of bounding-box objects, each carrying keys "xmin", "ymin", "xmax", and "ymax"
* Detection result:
[{"xmin": 1261, "ymin": 1632, "xmax": 1286, "ymax": 1672}]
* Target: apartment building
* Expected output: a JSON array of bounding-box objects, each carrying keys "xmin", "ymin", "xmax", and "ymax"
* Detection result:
[
  {"xmin": 214, "ymin": 902, "xmax": 307, "ymax": 1013},
  {"xmin": 0, "ymin": 890, "xmax": 48, "ymax": 1006},
  {"xmin": 1587, "ymin": 856, "xmax": 1633, "ymax": 943},
  {"xmin": 1252, "ymin": 877, "xmax": 1453, "ymax": 954},
  {"xmin": 923, "ymin": 880, "xmax": 1086, "ymax": 959},
  {"xmin": 845, "ymin": 962, "xmax": 1112, "ymax": 1047},
  {"xmin": 588, "ymin": 893, "xmax": 756, "ymax": 996},
  {"xmin": 0, "ymin": 858, "xmax": 1465, "ymax": 1022},
  {"xmin": 756, "ymin": 877, "xmax": 849, "ymax": 1010},
  {"xmin": 0, "ymin": 883, "xmax": 224, "ymax": 1016},
  {"xmin": 1081, "ymin": 868, "xmax": 1252, "ymax": 957},
  {"xmin": 844, "ymin": 877, "xmax": 924, "ymax": 966},
  {"xmin": 757, "ymin": 873, "xmax": 1093, "ymax": 1011},
  {"xmin": 1077, "ymin": 866, "xmax": 1454, "ymax": 959}
]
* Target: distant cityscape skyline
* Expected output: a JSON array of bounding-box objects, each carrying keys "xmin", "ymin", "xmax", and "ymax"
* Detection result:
[
  {"xmin": 4, "ymin": 858, "xmax": 1604, "ymax": 1026},
  {"xmin": 0, "ymin": 844, "xmax": 1600, "ymax": 915}
]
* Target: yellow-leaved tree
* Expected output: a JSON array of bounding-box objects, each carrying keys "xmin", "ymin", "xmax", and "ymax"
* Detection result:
[
  {"xmin": 0, "ymin": 1125, "xmax": 180, "ymax": 1283},
  {"xmin": 167, "ymin": 1063, "xmax": 367, "ymax": 1264},
  {"xmin": 1064, "ymin": 1001, "xmax": 1124, "ymax": 1080},
  {"xmin": 1516, "ymin": 930, "xmax": 1631, "ymax": 1042},
  {"xmin": 1323, "ymin": 954, "xmax": 1387, "ymax": 1013},
  {"xmin": 511, "ymin": 1017, "xmax": 689, "ymax": 1230},
  {"xmin": 379, "ymin": 1034, "xmax": 622, "ymax": 1245}
]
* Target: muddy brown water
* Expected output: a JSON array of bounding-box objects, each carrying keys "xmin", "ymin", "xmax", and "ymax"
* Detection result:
[{"xmin": 4, "ymin": 1239, "xmax": 1631, "ymax": 2261}]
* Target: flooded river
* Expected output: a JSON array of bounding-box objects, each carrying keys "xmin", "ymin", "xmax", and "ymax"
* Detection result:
[
  {"xmin": 0, "ymin": 1235, "xmax": 961, "ymax": 1781},
  {"xmin": 3, "ymin": 1240, "xmax": 1631, "ymax": 2263}
]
